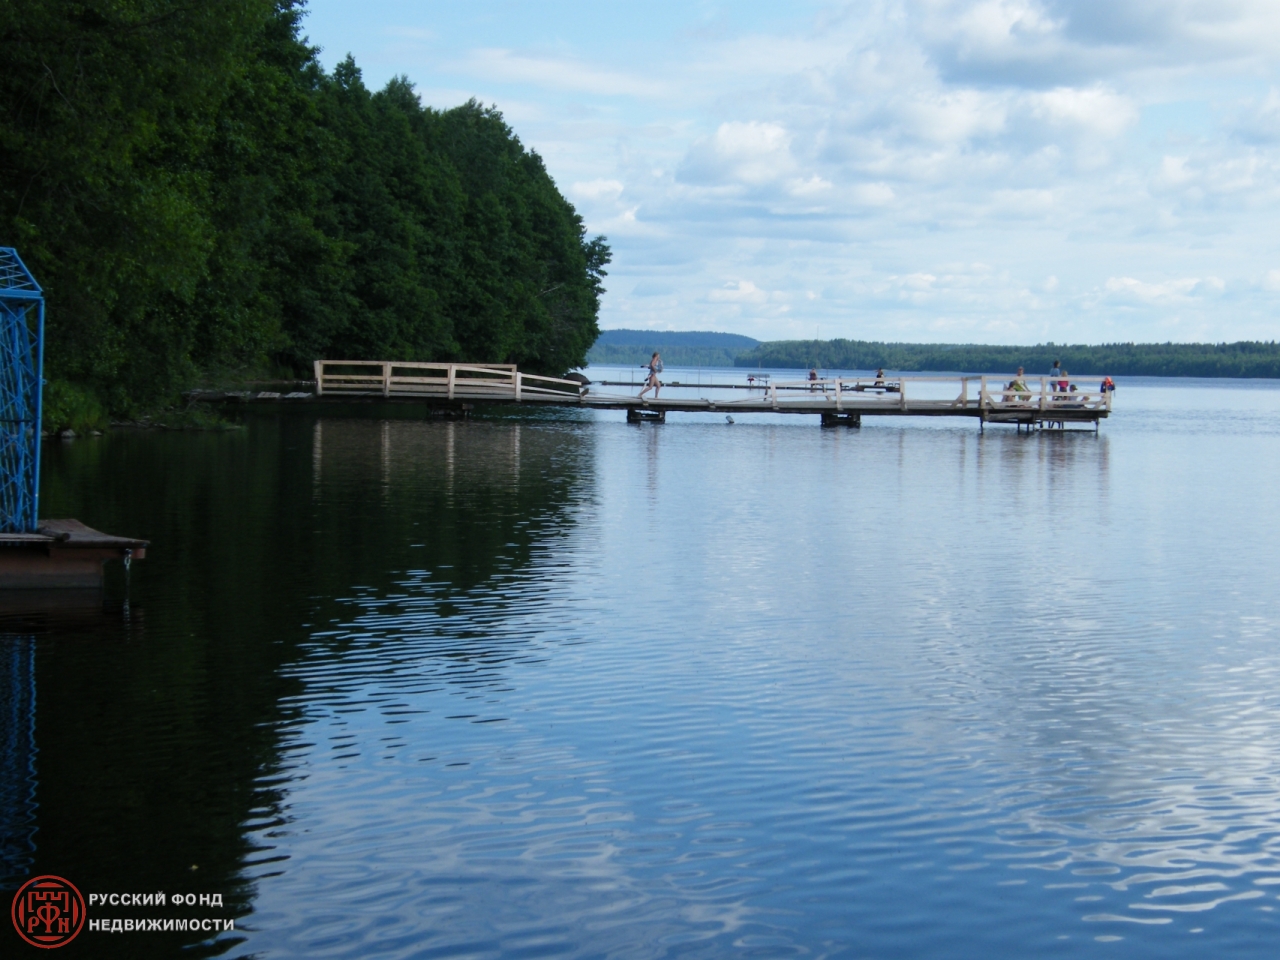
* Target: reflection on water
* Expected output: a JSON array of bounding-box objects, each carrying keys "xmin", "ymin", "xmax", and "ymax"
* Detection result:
[
  {"xmin": 0, "ymin": 635, "xmax": 36, "ymax": 888},
  {"xmin": 15, "ymin": 386, "xmax": 1280, "ymax": 958}
]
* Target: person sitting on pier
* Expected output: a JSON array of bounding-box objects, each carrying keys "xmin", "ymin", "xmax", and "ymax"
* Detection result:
[
  {"xmin": 808, "ymin": 367, "xmax": 819, "ymax": 391},
  {"xmin": 638, "ymin": 352, "xmax": 663, "ymax": 400},
  {"xmin": 1100, "ymin": 376, "xmax": 1115, "ymax": 394},
  {"xmin": 1003, "ymin": 367, "xmax": 1030, "ymax": 403},
  {"xmin": 874, "ymin": 368, "xmax": 885, "ymax": 387}
]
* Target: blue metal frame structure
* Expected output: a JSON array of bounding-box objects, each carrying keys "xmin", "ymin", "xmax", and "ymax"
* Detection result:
[{"xmin": 0, "ymin": 249, "xmax": 44, "ymax": 532}]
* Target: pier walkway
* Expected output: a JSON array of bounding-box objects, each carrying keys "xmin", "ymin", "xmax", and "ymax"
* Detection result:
[{"xmin": 299, "ymin": 361, "xmax": 1112, "ymax": 428}]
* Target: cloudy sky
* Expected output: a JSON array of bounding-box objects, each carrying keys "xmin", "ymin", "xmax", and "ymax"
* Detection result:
[{"xmin": 304, "ymin": 1, "xmax": 1280, "ymax": 345}]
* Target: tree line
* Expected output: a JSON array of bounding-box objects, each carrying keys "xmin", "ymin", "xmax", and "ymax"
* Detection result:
[
  {"xmin": 586, "ymin": 328, "xmax": 758, "ymax": 368},
  {"xmin": 588, "ymin": 344, "xmax": 749, "ymax": 367},
  {"xmin": 735, "ymin": 339, "xmax": 1280, "ymax": 379},
  {"xmin": 2, "ymin": 1, "xmax": 609, "ymax": 422}
]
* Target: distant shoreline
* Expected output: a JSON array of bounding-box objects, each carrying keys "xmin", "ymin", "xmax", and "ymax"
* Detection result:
[{"xmin": 589, "ymin": 330, "xmax": 1280, "ymax": 379}]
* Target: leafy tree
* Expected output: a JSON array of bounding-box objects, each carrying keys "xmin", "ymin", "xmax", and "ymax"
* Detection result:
[
  {"xmin": 0, "ymin": 1, "xmax": 609, "ymax": 415},
  {"xmin": 0, "ymin": 0, "xmax": 275, "ymax": 411}
]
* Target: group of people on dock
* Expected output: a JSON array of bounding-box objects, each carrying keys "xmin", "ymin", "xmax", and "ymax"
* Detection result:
[
  {"xmin": 1003, "ymin": 362, "xmax": 1116, "ymax": 404},
  {"xmin": 637, "ymin": 353, "xmax": 1115, "ymax": 406}
]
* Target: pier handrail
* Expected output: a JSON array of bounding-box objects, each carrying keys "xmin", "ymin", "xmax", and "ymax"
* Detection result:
[
  {"xmin": 315, "ymin": 360, "xmax": 584, "ymax": 402},
  {"xmin": 743, "ymin": 373, "xmax": 1112, "ymax": 412}
]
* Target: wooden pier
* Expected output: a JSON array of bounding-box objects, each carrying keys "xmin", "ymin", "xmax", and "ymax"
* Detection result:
[{"xmin": 190, "ymin": 361, "xmax": 1114, "ymax": 429}]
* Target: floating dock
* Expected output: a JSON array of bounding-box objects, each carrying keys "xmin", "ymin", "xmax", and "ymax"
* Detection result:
[
  {"xmin": 192, "ymin": 361, "xmax": 1112, "ymax": 430},
  {"xmin": 0, "ymin": 520, "xmax": 147, "ymax": 589}
]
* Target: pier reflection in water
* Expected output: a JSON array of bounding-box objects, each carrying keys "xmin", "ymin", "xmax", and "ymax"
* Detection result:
[
  {"xmin": 22, "ymin": 413, "xmax": 593, "ymax": 958},
  {"xmin": 17, "ymin": 382, "xmax": 1280, "ymax": 958}
]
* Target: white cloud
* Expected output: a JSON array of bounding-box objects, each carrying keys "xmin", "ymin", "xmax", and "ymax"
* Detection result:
[
  {"xmin": 1104, "ymin": 276, "xmax": 1225, "ymax": 303},
  {"xmin": 386, "ymin": 26, "xmax": 436, "ymax": 41},
  {"xmin": 1234, "ymin": 87, "xmax": 1280, "ymax": 143},
  {"xmin": 787, "ymin": 175, "xmax": 833, "ymax": 197},
  {"xmin": 708, "ymin": 281, "xmax": 771, "ymax": 304},
  {"xmin": 897, "ymin": 88, "xmax": 1008, "ymax": 143},
  {"xmin": 921, "ymin": 0, "xmax": 1064, "ymax": 64},
  {"xmin": 1160, "ymin": 155, "xmax": 1193, "ymax": 185},
  {"xmin": 852, "ymin": 182, "xmax": 897, "ymax": 205},
  {"xmin": 453, "ymin": 49, "xmax": 668, "ymax": 98},
  {"xmin": 913, "ymin": 0, "xmax": 1280, "ymax": 86},
  {"xmin": 679, "ymin": 122, "xmax": 795, "ymax": 187},
  {"xmin": 571, "ymin": 179, "xmax": 625, "ymax": 201},
  {"xmin": 1026, "ymin": 86, "xmax": 1137, "ymax": 137}
]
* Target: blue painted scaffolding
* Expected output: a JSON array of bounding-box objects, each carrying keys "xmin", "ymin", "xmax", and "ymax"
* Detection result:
[{"xmin": 0, "ymin": 249, "xmax": 44, "ymax": 533}]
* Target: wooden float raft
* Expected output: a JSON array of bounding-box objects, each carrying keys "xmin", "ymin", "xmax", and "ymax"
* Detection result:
[{"xmin": 0, "ymin": 520, "xmax": 147, "ymax": 589}]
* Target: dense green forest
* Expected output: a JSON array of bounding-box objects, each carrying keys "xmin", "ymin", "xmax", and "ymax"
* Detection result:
[
  {"xmin": 2, "ymin": 1, "xmax": 609, "ymax": 422},
  {"xmin": 587, "ymin": 329, "xmax": 758, "ymax": 367},
  {"xmin": 736, "ymin": 339, "xmax": 1280, "ymax": 379}
]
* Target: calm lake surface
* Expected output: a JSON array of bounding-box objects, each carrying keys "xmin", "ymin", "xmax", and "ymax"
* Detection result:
[{"xmin": 6, "ymin": 372, "xmax": 1280, "ymax": 958}]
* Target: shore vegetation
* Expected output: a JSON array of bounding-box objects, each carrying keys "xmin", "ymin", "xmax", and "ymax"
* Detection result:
[{"xmin": 735, "ymin": 339, "xmax": 1280, "ymax": 379}]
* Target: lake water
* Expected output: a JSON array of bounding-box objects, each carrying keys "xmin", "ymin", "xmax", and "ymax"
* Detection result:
[{"xmin": 6, "ymin": 371, "xmax": 1280, "ymax": 958}]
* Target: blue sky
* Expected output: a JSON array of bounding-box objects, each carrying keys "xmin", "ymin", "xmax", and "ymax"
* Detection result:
[{"xmin": 303, "ymin": 1, "xmax": 1280, "ymax": 344}]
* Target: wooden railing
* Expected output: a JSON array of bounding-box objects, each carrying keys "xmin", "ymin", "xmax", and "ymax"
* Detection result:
[
  {"xmin": 312, "ymin": 363, "xmax": 1112, "ymax": 419},
  {"xmin": 314, "ymin": 361, "xmax": 583, "ymax": 402},
  {"xmin": 737, "ymin": 374, "xmax": 1113, "ymax": 415}
]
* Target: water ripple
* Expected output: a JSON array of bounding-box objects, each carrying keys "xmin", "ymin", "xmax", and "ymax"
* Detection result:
[{"xmin": 192, "ymin": 399, "xmax": 1280, "ymax": 957}]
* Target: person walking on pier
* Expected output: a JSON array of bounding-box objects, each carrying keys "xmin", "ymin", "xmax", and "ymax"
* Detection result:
[{"xmin": 639, "ymin": 352, "xmax": 663, "ymax": 400}]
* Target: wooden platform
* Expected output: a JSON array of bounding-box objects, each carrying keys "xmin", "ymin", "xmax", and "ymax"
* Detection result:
[
  {"xmin": 191, "ymin": 362, "xmax": 1114, "ymax": 429},
  {"xmin": 0, "ymin": 520, "xmax": 148, "ymax": 589}
]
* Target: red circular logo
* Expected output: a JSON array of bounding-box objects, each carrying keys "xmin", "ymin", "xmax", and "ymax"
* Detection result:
[{"xmin": 11, "ymin": 876, "xmax": 85, "ymax": 949}]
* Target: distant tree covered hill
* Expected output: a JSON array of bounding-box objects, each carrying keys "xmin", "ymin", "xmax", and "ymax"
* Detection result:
[
  {"xmin": 3, "ymin": 0, "xmax": 608, "ymax": 418},
  {"xmin": 735, "ymin": 339, "xmax": 1280, "ymax": 379},
  {"xmin": 588, "ymin": 329, "xmax": 758, "ymax": 367}
]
